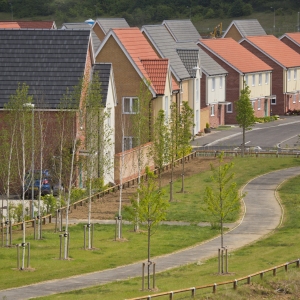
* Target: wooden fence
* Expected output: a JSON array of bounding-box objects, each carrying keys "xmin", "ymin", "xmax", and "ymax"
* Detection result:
[{"xmin": 126, "ymin": 259, "xmax": 300, "ymax": 300}]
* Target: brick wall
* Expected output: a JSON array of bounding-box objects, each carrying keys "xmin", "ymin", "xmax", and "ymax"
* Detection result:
[{"xmin": 240, "ymin": 40, "xmax": 285, "ymax": 115}]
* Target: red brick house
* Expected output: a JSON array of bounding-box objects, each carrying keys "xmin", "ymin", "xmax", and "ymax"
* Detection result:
[
  {"xmin": 280, "ymin": 32, "xmax": 300, "ymax": 54},
  {"xmin": 198, "ymin": 38, "xmax": 273, "ymax": 124},
  {"xmin": 240, "ymin": 35, "xmax": 300, "ymax": 115}
]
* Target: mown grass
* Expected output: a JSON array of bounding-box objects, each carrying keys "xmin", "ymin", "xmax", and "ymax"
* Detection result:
[
  {"xmin": 0, "ymin": 223, "xmax": 218, "ymax": 290},
  {"xmin": 36, "ymin": 167, "xmax": 300, "ymax": 300}
]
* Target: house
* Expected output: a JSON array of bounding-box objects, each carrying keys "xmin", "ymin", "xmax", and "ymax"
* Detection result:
[
  {"xmin": 95, "ymin": 27, "xmax": 177, "ymax": 182},
  {"xmin": 223, "ymin": 19, "xmax": 266, "ymax": 42},
  {"xmin": 280, "ymin": 32, "xmax": 300, "ymax": 54},
  {"xmin": 0, "ymin": 29, "xmax": 115, "ymax": 186},
  {"xmin": 198, "ymin": 49, "xmax": 228, "ymax": 128},
  {"xmin": 198, "ymin": 38, "xmax": 272, "ymax": 124},
  {"xmin": 162, "ymin": 19, "xmax": 201, "ymax": 42},
  {"xmin": 141, "ymin": 24, "xmax": 202, "ymax": 134},
  {"xmin": 0, "ymin": 20, "xmax": 56, "ymax": 29},
  {"xmin": 240, "ymin": 35, "xmax": 300, "ymax": 115},
  {"xmin": 92, "ymin": 18, "xmax": 129, "ymax": 42}
]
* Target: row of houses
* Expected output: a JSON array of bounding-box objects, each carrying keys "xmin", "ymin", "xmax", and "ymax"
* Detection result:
[{"xmin": 1, "ymin": 19, "xmax": 300, "ymax": 185}]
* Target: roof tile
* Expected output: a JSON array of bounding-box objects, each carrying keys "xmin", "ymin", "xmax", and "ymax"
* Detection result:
[
  {"xmin": 199, "ymin": 38, "xmax": 272, "ymax": 73},
  {"xmin": 245, "ymin": 35, "xmax": 300, "ymax": 68}
]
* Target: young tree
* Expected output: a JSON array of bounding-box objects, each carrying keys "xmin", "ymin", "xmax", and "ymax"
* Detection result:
[
  {"xmin": 204, "ymin": 152, "xmax": 244, "ymax": 273},
  {"xmin": 7, "ymin": 83, "xmax": 33, "ymax": 269},
  {"xmin": 130, "ymin": 80, "xmax": 152, "ymax": 230},
  {"xmin": 177, "ymin": 101, "xmax": 194, "ymax": 193},
  {"xmin": 235, "ymin": 83, "xmax": 256, "ymax": 157},
  {"xmin": 168, "ymin": 102, "xmax": 180, "ymax": 202},
  {"xmin": 128, "ymin": 166, "xmax": 169, "ymax": 290},
  {"xmin": 151, "ymin": 109, "xmax": 170, "ymax": 190},
  {"xmin": 83, "ymin": 72, "xmax": 112, "ymax": 249}
]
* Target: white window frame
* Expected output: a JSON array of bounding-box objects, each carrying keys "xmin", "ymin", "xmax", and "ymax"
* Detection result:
[
  {"xmin": 123, "ymin": 136, "xmax": 136, "ymax": 151},
  {"xmin": 252, "ymin": 74, "xmax": 255, "ymax": 86},
  {"xmin": 219, "ymin": 76, "xmax": 223, "ymax": 89},
  {"xmin": 210, "ymin": 105, "xmax": 215, "ymax": 116},
  {"xmin": 288, "ymin": 69, "xmax": 291, "ymax": 81},
  {"xmin": 258, "ymin": 74, "xmax": 262, "ymax": 86},
  {"xmin": 212, "ymin": 77, "xmax": 215, "ymax": 91},
  {"xmin": 294, "ymin": 69, "xmax": 297, "ymax": 80},
  {"xmin": 123, "ymin": 97, "xmax": 139, "ymax": 114},
  {"xmin": 265, "ymin": 72, "xmax": 269, "ymax": 85},
  {"xmin": 226, "ymin": 102, "xmax": 232, "ymax": 113},
  {"xmin": 293, "ymin": 94, "xmax": 296, "ymax": 103},
  {"xmin": 271, "ymin": 97, "xmax": 276, "ymax": 105},
  {"xmin": 257, "ymin": 99, "xmax": 261, "ymax": 110}
]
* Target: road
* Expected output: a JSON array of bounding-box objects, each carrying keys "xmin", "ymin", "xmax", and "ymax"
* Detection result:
[{"xmin": 191, "ymin": 115, "xmax": 300, "ymax": 149}]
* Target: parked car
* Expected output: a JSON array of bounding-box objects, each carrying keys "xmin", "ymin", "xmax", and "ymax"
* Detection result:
[
  {"xmin": 23, "ymin": 170, "xmax": 52, "ymax": 199},
  {"xmin": 52, "ymin": 183, "xmax": 65, "ymax": 197}
]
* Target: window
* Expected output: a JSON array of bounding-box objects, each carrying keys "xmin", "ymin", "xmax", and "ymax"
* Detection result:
[
  {"xmin": 164, "ymin": 96, "xmax": 169, "ymax": 120},
  {"xmin": 257, "ymin": 99, "xmax": 261, "ymax": 110},
  {"xmin": 245, "ymin": 75, "xmax": 248, "ymax": 85},
  {"xmin": 288, "ymin": 69, "xmax": 291, "ymax": 81},
  {"xmin": 212, "ymin": 77, "xmax": 215, "ymax": 91},
  {"xmin": 226, "ymin": 102, "xmax": 232, "ymax": 113},
  {"xmin": 265, "ymin": 73, "xmax": 269, "ymax": 85},
  {"xmin": 294, "ymin": 69, "xmax": 297, "ymax": 80},
  {"xmin": 251, "ymin": 101, "xmax": 255, "ymax": 110},
  {"xmin": 219, "ymin": 76, "xmax": 223, "ymax": 89},
  {"xmin": 123, "ymin": 97, "xmax": 138, "ymax": 114},
  {"xmin": 210, "ymin": 105, "xmax": 215, "ymax": 116},
  {"xmin": 271, "ymin": 98, "xmax": 276, "ymax": 105},
  {"xmin": 293, "ymin": 94, "xmax": 296, "ymax": 103},
  {"xmin": 123, "ymin": 136, "xmax": 137, "ymax": 151},
  {"xmin": 259, "ymin": 74, "xmax": 262, "ymax": 85},
  {"xmin": 252, "ymin": 74, "xmax": 255, "ymax": 86}
]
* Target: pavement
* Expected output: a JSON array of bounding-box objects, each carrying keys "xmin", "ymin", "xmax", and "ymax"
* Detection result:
[{"xmin": 1, "ymin": 166, "xmax": 300, "ymax": 299}]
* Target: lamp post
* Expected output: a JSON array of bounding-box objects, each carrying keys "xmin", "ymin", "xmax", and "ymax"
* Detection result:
[{"xmin": 271, "ymin": 7, "xmax": 275, "ymax": 34}]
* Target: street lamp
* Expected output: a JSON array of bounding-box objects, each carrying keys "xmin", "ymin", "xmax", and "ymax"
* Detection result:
[{"xmin": 270, "ymin": 7, "xmax": 275, "ymax": 33}]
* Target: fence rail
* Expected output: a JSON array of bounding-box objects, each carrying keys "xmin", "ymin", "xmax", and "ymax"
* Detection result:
[{"xmin": 126, "ymin": 259, "xmax": 300, "ymax": 300}]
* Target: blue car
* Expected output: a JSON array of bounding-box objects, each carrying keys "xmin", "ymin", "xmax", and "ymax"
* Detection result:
[{"xmin": 23, "ymin": 170, "xmax": 52, "ymax": 199}]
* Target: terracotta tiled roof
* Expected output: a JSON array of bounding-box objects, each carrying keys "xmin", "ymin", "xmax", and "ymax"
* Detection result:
[
  {"xmin": 244, "ymin": 35, "xmax": 300, "ymax": 68},
  {"xmin": 0, "ymin": 22, "xmax": 20, "ymax": 29},
  {"xmin": 199, "ymin": 38, "xmax": 272, "ymax": 73},
  {"xmin": 0, "ymin": 21, "xmax": 55, "ymax": 29},
  {"xmin": 141, "ymin": 59, "xmax": 168, "ymax": 95},
  {"xmin": 113, "ymin": 28, "xmax": 179, "ymax": 92},
  {"xmin": 283, "ymin": 32, "xmax": 300, "ymax": 46}
]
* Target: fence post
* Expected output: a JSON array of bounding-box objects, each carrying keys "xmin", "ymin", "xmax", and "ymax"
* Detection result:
[
  {"xmin": 83, "ymin": 225, "xmax": 86, "ymax": 250},
  {"xmin": 297, "ymin": 259, "xmax": 300, "ymax": 268},
  {"xmin": 247, "ymin": 276, "xmax": 251, "ymax": 284},
  {"xmin": 273, "ymin": 268, "xmax": 277, "ymax": 276},
  {"xmin": 233, "ymin": 279, "xmax": 237, "ymax": 290},
  {"xmin": 260, "ymin": 272, "xmax": 264, "ymax": 279},
  {"xmin": 169, "ymin": 291, "xmax": 174, "ymax": 300},
  {"xmin": 213, "ymin": 283, "xmax": 217, "ymax": 293},
  {"xmin": 191, "ymin": 287, "xmax": 195, "ymax": 297},
  {"xmin": 142, "ymin": 263, "xmax": 145, "ymax": 291},
  {"xmin": 27, "ymin": 242, "xmax": 30, "ymax": 268},
  {"xmin": 17, "ymin": 244, "xmax": 20, "ymax": 269},
  {"xmin": 153, "ymin": 262, "xmax": 156, "ymax": 290},
  {"xmin": 285, "ymin": 263, "xmax": 288, "ymax": 272}
]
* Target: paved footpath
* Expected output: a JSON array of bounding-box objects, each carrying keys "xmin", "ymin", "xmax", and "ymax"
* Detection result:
[{"xmin": 1, "ymin": 167, "xmax": 300, "ymax": 300}]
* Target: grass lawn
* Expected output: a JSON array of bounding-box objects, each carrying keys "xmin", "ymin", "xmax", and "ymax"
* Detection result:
[
  {"xmin": 1, "ymin": 156, "xmax": 300, "ymax": 297},
  {"xmin": 36, "ymin": 165, "xmax": 300, "ymax": 299}
]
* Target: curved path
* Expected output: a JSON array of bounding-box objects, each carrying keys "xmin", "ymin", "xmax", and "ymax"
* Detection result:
[{"xmin": 1, "ymin": 167, "xmax": 300, "ymax": 300}]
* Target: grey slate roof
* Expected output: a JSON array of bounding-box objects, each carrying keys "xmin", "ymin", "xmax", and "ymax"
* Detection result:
[
  {"xmin": 61, "ymin": 23, "xmax": 101, "ymax": 55},
  {"xmin": 224, "ymin": 19, "xmax": 266, "ymax": 38},
  {"xmin": 163, "ymin": 19, "xmax": 201, "ymax": 42},
  {"xmin": 142, "ymin": 25, "xmax": 199, "ymax": 81},
  {"xmin": 0, "ymin": 29, "xmax": 90, "ymax": 109},
  {"xmin": 176, "ymin": 49, "xmax": 199, "ymax": 77},
  {"xmin": 93, "ymin": 63, "xmax": 112, "ymax": 106},
  {"xmin": 95, "ymin": 18, "xmax": 129, "ymax": 35}
]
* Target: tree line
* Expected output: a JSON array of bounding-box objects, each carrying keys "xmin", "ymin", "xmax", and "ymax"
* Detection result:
[{"xmin": 0, "ymin": 0, "xmax": 297, "ymax": 26}]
